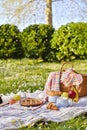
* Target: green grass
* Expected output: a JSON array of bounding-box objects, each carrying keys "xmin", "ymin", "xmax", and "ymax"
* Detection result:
[{"xmin": 0, "ymin": 58, "xmax": 87, "ymax": 130}]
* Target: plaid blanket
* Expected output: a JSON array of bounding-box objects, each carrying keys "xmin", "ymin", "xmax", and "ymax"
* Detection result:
[
  {"xmin": 61, "ymin": 68, "xmax": 83, "ymax": 86},
  {"xmin": 44, "ymin": 71, "xmax": 60, "ymax": 92},
  {"xmin": 0, "ymin": 90, "xmax": 87, "ymax": 130}
]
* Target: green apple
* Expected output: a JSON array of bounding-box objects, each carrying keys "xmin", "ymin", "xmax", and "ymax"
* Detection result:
[{"xmin": 61, "ymin": 92, "xmax": 68, "ymax": 98}]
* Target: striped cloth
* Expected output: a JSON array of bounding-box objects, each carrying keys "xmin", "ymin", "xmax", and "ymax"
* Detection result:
[{"xmin": 0, "ymin": 90, "xmax": 87, "ymax": 130}]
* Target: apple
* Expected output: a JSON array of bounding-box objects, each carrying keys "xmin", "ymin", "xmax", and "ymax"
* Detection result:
[
  {"xmin": 61, "ymin": 92, "xmax": 68, "ymax": 98},
  {"xmin": 68, "ymin": 90, "xmax": 76, "ymax": 99}
]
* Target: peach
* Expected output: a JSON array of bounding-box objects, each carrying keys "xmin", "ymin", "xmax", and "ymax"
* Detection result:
[{"xmin": 9, "ymin": 99, "xmax": 17, "ymax": 104}]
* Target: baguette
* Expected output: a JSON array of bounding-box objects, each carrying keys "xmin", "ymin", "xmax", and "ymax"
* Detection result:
[{"xmin": 46, "ymin": 90, "xmax": 62, "ymax": 96}]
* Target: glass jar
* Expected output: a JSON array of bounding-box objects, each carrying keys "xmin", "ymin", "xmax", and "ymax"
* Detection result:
[{"xmin": 0, "ymin": 96, "xmax": 3, "ymax": 104}]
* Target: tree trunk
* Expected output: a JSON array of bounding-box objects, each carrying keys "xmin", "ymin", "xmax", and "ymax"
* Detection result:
[{"xmin": 45, "ymin": 0, "xmax": 52, "ymax": 25}]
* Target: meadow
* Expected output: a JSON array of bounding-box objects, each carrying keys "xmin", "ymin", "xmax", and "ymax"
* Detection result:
[{"xmin": 0, "ymin": 58, "xmax": 87, "ymax": 130}]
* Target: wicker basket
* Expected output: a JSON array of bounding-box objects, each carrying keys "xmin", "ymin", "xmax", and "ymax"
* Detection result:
[{"xmin": 60, "ymin": 62, "xmax": 87, "ymax": 97}]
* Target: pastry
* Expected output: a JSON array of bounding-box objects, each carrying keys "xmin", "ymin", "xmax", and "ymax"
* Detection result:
[
  {"xmin": 46, "ymin": 90, "xmax": 62, "ymax": 96},
  {"xmin": 46, "ymin": 102, "xmax": 59, "ymax": 110},
  {"xmin": 20, "ymin": 98, "xmax": 43, "ymax": 107}
]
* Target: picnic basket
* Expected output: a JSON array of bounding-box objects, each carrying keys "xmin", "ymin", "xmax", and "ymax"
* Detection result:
[{"xmin": 60, "ymin": 62, "xmax": 87, "ymax": 97}]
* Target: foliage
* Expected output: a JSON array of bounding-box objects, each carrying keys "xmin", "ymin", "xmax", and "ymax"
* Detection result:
[
  {"xmin": 0, "ymin": 24, "xmax": 24, "ymax": 59},
  {"xmin": 51, "ymin": 22, "xmax": 87, "ymax": 61},
  {"xmin": 1, "ymin": 22, "xmax": 87, "ymax": 61},
  {"xmin": 21, "ymin": 24, "xmax": 55, "ymax": 61}
]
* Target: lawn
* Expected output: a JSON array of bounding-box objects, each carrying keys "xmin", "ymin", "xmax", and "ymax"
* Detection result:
[{"xmin": 0, "ymin": 58, "xmax": 87, "ymax": 130}]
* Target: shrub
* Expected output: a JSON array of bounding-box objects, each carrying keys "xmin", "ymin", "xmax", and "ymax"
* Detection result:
[
  {"xmin": 0, "ymin": 24, "xmax": 24, "ymax": 59},
  {"xmin": 21, "ymin": 24, "xmax": 55, "ymax": 61},
  {"xmin": 51, "ymin": 22, "xmax": 87, "ymax": 61}
]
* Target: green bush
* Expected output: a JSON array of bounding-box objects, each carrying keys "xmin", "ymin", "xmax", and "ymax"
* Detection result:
[
  {"xmin": 51, "ymin": 22, "xmax": 87, "ymax": 61},
  {"xmin": 21, "ymin": 24, "xmax": 55, "ymax": 61},
  {"xmin": 0, "ymin": 24, "xmax": 24, "ymax": 59}
]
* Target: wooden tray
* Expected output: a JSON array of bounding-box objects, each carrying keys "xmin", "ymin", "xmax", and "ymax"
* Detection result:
[{"xmin": 20, "ymin": 98, "xmax": 43, "ymax": 107}]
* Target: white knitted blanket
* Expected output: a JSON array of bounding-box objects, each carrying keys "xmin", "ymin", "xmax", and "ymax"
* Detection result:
[{"xmin": 0, "ymin": 90, "xmax": 87, "ymax": 130}]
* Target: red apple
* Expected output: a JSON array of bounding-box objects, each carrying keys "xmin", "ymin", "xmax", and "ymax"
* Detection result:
[{"xmin": 68, "ymin": 90, "xmax": 76, "ymax": 99}]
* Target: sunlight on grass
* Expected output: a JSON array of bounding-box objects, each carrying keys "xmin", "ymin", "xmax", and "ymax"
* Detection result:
[
  {"xmin": 0, "ymin": 59, "xmax": 87, "ymax": 130},
  {"xmin": 0, "ymin": 59, "xmax": 87, "ymax": 94}
]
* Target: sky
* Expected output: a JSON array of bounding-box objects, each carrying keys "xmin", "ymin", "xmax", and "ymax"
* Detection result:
[
  {"xmin": 0, "ymin": 0, "xmax": 87, "ymax": 31},
  {"xmin": 52, "ymin": 0, "xmax": 87, "ymax": 28}
]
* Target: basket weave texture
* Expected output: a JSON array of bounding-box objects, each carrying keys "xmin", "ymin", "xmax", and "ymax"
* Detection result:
[{"xmin": 60, "ymin": 62, "xmax": 87, "ymax": 97}]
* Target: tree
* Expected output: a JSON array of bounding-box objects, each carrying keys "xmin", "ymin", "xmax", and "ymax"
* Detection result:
[
  {"xmin": 1, "ymin": 0, "xmax": 45, "ymax": 28},
  {"xmin": 45, "ymin": 0, "xmax": 52, "ymax": 25},
  {"xmin": 1, "ymin": 0, "xmax": 87, "ymax": 29}
]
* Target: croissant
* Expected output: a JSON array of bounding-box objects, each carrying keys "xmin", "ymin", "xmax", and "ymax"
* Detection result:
[{"xmin": 46, "ymin": 102, "xmax": 59, "ymax": 110}]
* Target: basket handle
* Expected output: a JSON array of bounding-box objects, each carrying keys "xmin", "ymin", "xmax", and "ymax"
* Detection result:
[
  {"xmin": 59, "ymin": 62, "xmax": 74, "ymax": 88},
  {"xmin": 60, "ymin": 62, "xmax": 74, "ymax": 74}
]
